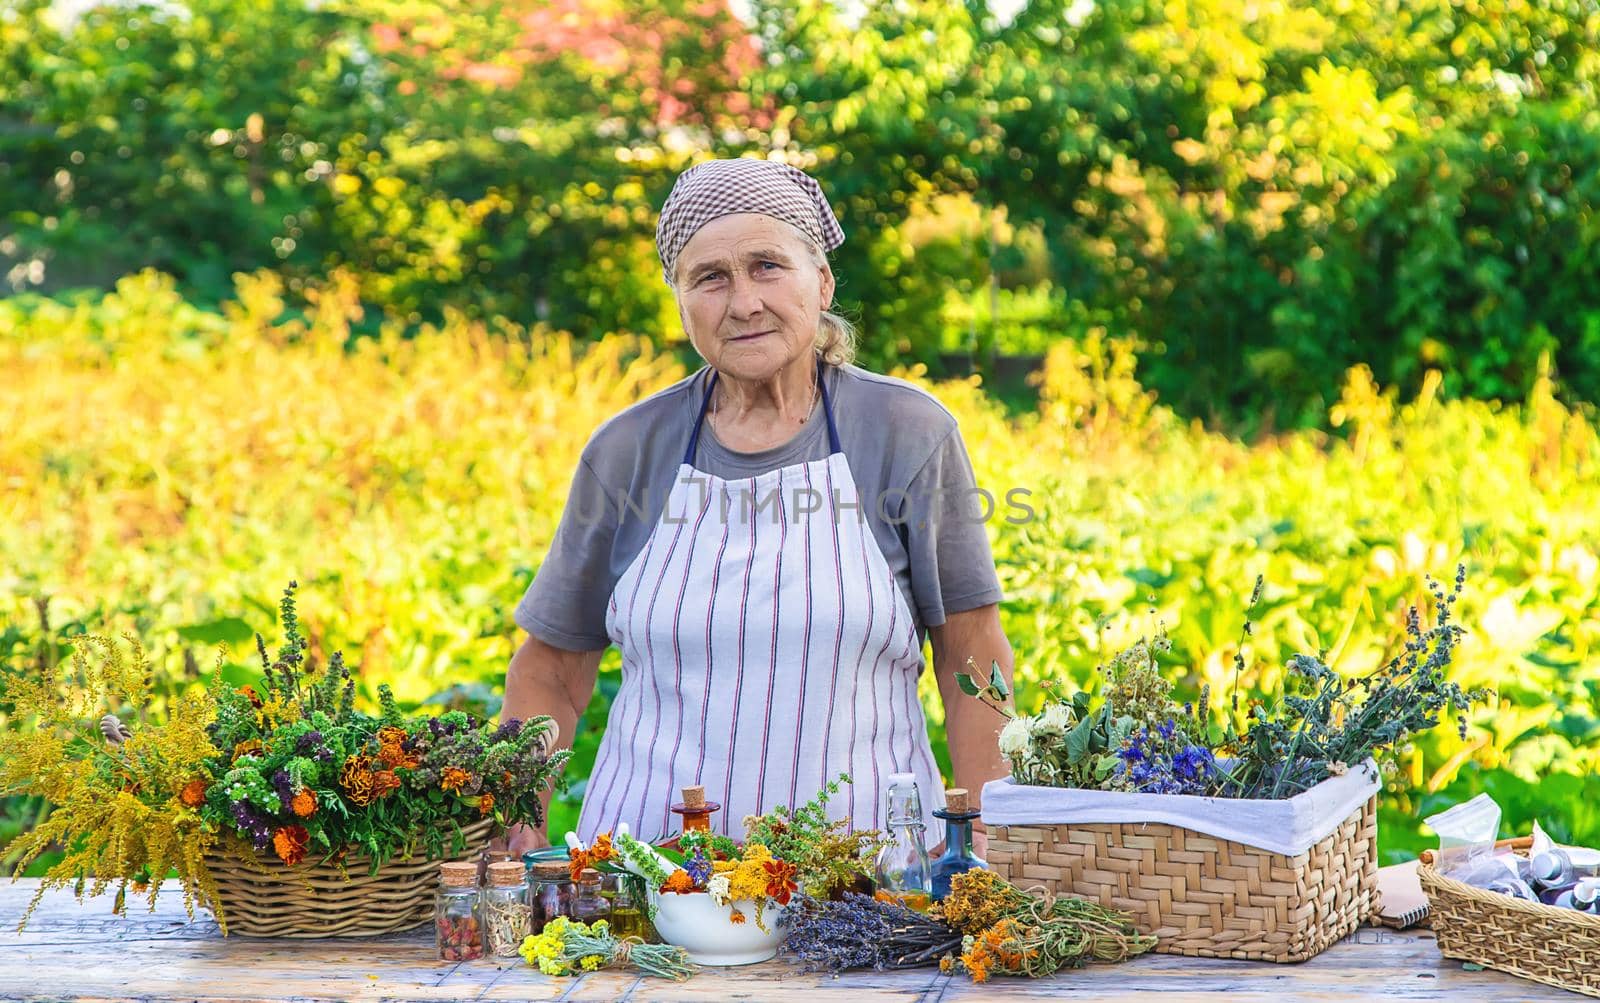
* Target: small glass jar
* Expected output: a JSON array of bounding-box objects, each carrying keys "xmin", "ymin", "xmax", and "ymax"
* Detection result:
[
  {"xmin": 572, "ymin": 868, "xmax": 608, "ymax": 925},
  {"xmin": 482, "ymin": 861, "xmax": 534, "ymax": 958},
  {"xmin": 529, "ymin": 861, "xmax": 575, "ymax": 929},
  {"xmin": 435, "ymin": 861, "xmax": 484, "ymax": 962}
]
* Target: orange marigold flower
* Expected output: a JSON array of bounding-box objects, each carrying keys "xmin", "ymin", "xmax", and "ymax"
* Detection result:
[
  {"xmin": 661, "ymin": 870, "xmax": 696, "ymax": 894},
  {"xmin": 372, "ymin": 769, "xmax": 402, "ymax": 799},
  {"xmin": 440, "ymin": 767, "xmax": 469, "ymax": 793},
  {"xmin": 590, "ymin": 832, "xmax": 614, "ymax": 862},
  {"xmin": 762, "ymin": 859, "xmax": 798, "ymax": 906},
  {"xmin": 478, "ymin": 792, "xmax": 495, "ymax": 816},
  {"xmin": 728, "ymin": 908, "xmax": 746, "ymax": 925},
  {"xmin": 377, "ymin": 726, "xmax": 407, "ymax": 747},
  {"xmin": 273, "ymin": 825, "xmax": 310, "ymax": 867},
  {"xmin": 339, "ymin": 755, "xmax": 375, "ymax": 807},
  {"xmin": 290, "ymin": 789, "xmax": 316, "ymax": 817},
  {"xmin": 240, "ymin": 685, "xmax": 264, "ymax": 709},
  {"xmin": 960, "ymin": 942, "xmax": 992, "ymax": 984},
  {"xmin": 231, "ymin": 739, "xmax": 263, "ymax": 763},
  {"xmin": 377, "ymin": 743, "xmax": 407, "ymax": 769},
  {"xmin": 179, "ymin": 778, "xmax": 208, "ymax": 808}
]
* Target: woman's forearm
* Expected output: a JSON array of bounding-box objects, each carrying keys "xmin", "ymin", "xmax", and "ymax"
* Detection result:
[
  {"xmin": 931, "ymin": 605, "xmax": 1015, "ymax": 818},
  {"xmin": 502, "ymin": 635, "xmax": 601, "ymax": 843}
]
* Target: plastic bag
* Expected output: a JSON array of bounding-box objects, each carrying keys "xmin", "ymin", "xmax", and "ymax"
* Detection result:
[{"xmin": 1424, "ymin": 793, "xmax": 1501, "ymax": 876}]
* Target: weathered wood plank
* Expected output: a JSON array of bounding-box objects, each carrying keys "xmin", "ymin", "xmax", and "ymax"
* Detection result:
[{"xmin": 0, "ymin": 881, "xmax": 1580, "ymax": 1001}]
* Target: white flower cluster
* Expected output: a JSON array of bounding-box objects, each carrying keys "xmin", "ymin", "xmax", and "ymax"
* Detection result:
[{"xmin": 998, "ymin": 704, "xmax": 1066, "ymax": 788}]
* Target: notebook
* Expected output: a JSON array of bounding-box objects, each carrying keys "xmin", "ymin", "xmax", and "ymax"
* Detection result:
[{"xmin": 1374, "ymin": 860, "xmax": 1431, "ymax": 929}]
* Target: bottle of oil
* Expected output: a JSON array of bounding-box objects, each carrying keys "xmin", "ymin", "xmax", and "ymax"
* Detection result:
[{"xmin": 602, "ymin": 871, "xmax": 646, "ymax": 938}]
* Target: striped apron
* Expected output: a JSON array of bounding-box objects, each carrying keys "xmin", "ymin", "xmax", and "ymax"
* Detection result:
[{"xmin": 577, "ymin": 360, "xmax": 945, "ymax": 843}]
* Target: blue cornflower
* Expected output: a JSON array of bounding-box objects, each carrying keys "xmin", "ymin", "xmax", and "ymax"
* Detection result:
[
  {"xmin": 1171, "ymin": 745, "xmax": 1214, "ymax": 782},
  {"xmin": 685, "ymin": 848, "xmax": 712, "ymax": 887}
]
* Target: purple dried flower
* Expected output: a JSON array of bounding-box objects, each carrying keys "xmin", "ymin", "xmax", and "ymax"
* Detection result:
[
  {"xmin": 271, "ymin": 769, "xmax": 295, "ymax": 807},
  {"xmin": 230, "ymin": 800, "xmax": 272, "ymax": 850},
  {"xmin": 685, "ymin": 848, "xmax": 711, "ymax": 887}
]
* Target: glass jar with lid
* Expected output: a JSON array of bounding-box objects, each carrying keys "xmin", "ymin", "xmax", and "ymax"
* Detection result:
[
  {"xmin": 528, "ymin": 860, "xmax": 575, "ymax": 930},
  {"xmin": 434, "ymin": 860, "xmax": 484, "ymax": 961},
  {"xmin": 482, "ymin": 860, "xmax": 533, "ymax": 957}
]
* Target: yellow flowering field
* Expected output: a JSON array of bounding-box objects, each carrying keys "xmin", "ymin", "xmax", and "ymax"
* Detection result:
[{"xmin": 4, "ymin": 269, "xmax": 1599, "ymax": 861}]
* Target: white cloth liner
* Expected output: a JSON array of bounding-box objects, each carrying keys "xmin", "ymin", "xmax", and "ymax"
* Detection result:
[{"xmin": 980, "ymin": 758, "xmax": 1381, "ymax": 857}]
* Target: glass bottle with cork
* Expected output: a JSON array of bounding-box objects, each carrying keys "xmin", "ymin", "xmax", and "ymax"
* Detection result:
[
  {"xmin": 571, "ymin": 867, "xmax": 608, "ymax": 925},
  {"xmin": 434, "ymin": 860, "xmax": 484, "ymax": 961},
  {"xmin": 668, "ymin": 784, "xmax": 720, "ymax": 839},
  {"xmin": 930, "ymin": 787, "xmax": 986, "ymax": 901},
  {"xmin": 873, "ymin": 771, "xmax": 933, "ymax": 911}
]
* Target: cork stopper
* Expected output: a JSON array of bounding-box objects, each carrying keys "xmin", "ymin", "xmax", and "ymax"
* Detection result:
[
  {"xmin": 439, "ymin": 861, "xmax": 478, "ymax": 888},
  {"xmin": 486, "ymin": 861, "xmax": 525, "ymax": 886},
  {"xmin": 532, "ymin": 861, "xmax": 572, "ymax": 880},
  {"xmin": 682, "ymin": 785, "xmax": 706, "ymax": 809},
  {"xmin": 574, "ymin": 868, "xmax": 601, "ymax": 885},
  {"xmin": 933, "ymin": 787, "xmax": 979, "ymax": 821}
]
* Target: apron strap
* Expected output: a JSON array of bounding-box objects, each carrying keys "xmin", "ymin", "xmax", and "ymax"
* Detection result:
[
  {"xmin": 816, "ymin": 357, "xmax": 842, "ymax": 455},
  {"xmin": 682, "ymin": 367, "xmax": 719, "ymax": 467},
  {"xmin": 683, "ymin": 358, "xmax": 841, "ymax": 466}
]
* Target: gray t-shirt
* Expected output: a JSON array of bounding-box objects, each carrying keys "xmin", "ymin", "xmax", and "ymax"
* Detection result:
[{"xmin": 514, "ymin": 362, "xmax": 1005, "ymax": 651}]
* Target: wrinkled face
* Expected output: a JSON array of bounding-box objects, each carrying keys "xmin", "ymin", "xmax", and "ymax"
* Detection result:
[{"xmin": 673, "ymin": 213, "xmax": 835, "ymax": 383}]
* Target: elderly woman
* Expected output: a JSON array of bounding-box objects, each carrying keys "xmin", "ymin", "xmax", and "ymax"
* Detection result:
[{"xmin": 504, "ymin": 158, "xmax": 1014, "ymax": 852}]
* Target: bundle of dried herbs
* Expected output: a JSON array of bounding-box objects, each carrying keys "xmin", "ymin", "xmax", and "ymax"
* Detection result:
[
  {"xmin": 937, "ymin": 870, "xmax": 1156, "ymax": 981},
  {"xmin": 742, "ymin": 774, "xmax": 888, "ymax": 899},
  {"xmin": 782, "ymin": 893, "xmax": 963, "ymax": 971},
  {"xmin": 963, "ymin": 567, "xmax": 1488, "ymax": 802},
  {"xmin": 1214, "ymin": 566, "xmax": 1488, "ymax": 798}
]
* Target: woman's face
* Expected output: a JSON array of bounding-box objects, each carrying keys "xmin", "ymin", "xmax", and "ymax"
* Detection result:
[{"xmin": 674, "ymin": 213, "xmax": 835, "ymax": 383}]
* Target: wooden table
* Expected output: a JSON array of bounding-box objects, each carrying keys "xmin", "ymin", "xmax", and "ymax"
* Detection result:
[{"xmin": 0, "ymin": 880, "xmax": 1578, "ymax": 1001}]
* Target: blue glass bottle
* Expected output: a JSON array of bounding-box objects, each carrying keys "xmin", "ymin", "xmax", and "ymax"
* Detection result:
[{"xmin": 931, "ymin": 787, "xmax": 986, "ymax": 901}]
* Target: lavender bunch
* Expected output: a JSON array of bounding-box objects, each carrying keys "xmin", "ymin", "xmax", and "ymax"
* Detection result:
[{"xmin": 783, "ymin": 893, "xmax": 963, "ymax": 971}]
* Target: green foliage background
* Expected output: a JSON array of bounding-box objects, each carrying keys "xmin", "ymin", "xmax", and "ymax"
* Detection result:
[{"xmin": 4, "ymin": 0, "xmax": 1599, "ymax": 430}]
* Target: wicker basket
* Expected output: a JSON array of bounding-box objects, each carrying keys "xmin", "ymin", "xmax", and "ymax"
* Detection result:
[
  {"xmin": 1419, "ymin": 836, "xmax": 1600, "ymax": 998},
  {"xmin": 986, "ymin": 795, "xmax": 1379, "ymax": 962},
  {"xmin": 202, "ymin": 817, "xmax": 495, "ymax": 938}
]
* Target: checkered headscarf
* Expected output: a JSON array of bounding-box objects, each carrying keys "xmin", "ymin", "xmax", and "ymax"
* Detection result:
[{"xmin": 655, "ymin": 158, "xmax": 845, "ymax": 287}]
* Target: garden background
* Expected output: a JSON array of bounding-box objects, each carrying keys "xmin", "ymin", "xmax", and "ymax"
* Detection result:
[{"xmin": 3, "ymin": 0, "xmax": 1600, "ymax": 868}]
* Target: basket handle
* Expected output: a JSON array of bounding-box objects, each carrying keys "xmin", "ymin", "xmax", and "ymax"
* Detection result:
[{"xmin": 1418, "ymin": 835, "xmax": 1532, "ymax": 867}]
